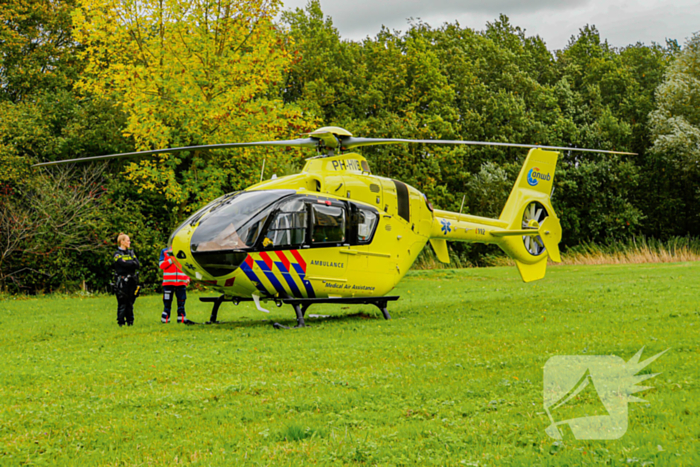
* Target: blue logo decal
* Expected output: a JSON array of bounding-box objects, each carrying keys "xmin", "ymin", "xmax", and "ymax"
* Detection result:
[
  {"xmin": 440, "ymin": 219, "xmax": 452, "ymax": 235},
  {"xmin": 527, "ymin": 167, "xmax": 551, "ymax": 187},
  {"xmin": 527, "ymin": 168, "xmax": 539, "ymax": 186}
]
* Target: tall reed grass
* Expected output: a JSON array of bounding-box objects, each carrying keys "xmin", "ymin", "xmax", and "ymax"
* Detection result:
[
  {"xmin": 412, "ymin": 236, "xmax": 700, "ymax": 269},
  {"xmin": 558, "ymin": 236, "xmax": 700, "ymax": 265}
]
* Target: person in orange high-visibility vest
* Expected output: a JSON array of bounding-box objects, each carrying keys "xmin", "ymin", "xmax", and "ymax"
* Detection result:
[{"xmin": 159, "ymin": 247, "xmax": 195, "ymax": 324}]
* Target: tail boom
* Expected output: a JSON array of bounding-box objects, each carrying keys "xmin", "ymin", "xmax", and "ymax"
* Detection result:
[
  {"xmin": 428, "ymin": 148, "xmax": 563, "ymax": 282},
  {"xmin": 430, "ymin": 211, "xmax": 560, "ymax": 261}
]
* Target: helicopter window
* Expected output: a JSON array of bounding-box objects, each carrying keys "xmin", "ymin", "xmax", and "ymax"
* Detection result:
[
  {"xmin": 311, "ymin": 204, "xmax": 345, "ymax": 244},
  {"xmin": 264, "ymin": 198, "xmax": 308, "ymax": 248},
  {"xmin": 168, "ymin": 193, "xmax": 234, "ymax": 246},
  {"xmin": 189, "ymin": 192, "xmax": 238, "ymax": 226},
  {"xmin": 356, "ymin": 210, "xmax": 378, "ymax": 243},
  {"xmin": 393, "ymin": 180, "xmax": 410, "ymax": 222},
  {"xmin": 235, "ymin": 211, "xmax": 269, "ymax": 248},
  {"xmin": 190, "ymin": 189, "xmax": 295, "ymax": 252}
]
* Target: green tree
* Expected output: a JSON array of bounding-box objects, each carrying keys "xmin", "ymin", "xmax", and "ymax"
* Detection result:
[
  {"xmin": 280, "ymin": 9, "xmax": 670, "ymax": 252},
  {"xmin": 649, "ymin": 32, "xmax": 700, "ymax": 236},
  {"xmin": 0, "ymin": 165, "xmax": 110, "ymax": 291},
  {"xmin": 0, "ymin": 0, "xmax": 80, "ymax": 102},
  {"xmin": 553, "ymin": 157, "xmax": 643, "ymax": 246},
  {"xmin": 74, "ymin": 0, "xmax": 313, "ymax": 209},
  {"xmin": 0, "ymin": 90, "xmax": 153, "ymax": 292},
  {"xmin": 280, "ymin": 0, "xmax": 357, "ymax": 122}
]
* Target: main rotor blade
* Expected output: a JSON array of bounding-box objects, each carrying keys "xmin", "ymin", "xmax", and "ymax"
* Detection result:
[
  {"xmin": 32, "ymin": 138, "xmax": 319, "ymax": 167},
  {"xmin": 340, "ymin": 137, "xmax": 636, "ymax": 155}
]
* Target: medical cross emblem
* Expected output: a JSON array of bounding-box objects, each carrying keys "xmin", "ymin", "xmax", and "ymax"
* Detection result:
[{"xmin": 440, "ymin": 219, "xmax": 452, "ymax": 235}]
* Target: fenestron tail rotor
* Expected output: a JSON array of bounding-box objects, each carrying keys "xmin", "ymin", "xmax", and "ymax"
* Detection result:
[
  {"xmin": 32, "ymin": 125, "xmax": 636, "ymax": 167},
  {"xmin": 522, "ymin": 201, "xmax": 548, "ymax": 256}
]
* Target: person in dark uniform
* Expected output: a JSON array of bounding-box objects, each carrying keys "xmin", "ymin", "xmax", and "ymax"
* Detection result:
[{"xmin": 113, "ymin": 233, "xmax": 140, "ymax": 327}]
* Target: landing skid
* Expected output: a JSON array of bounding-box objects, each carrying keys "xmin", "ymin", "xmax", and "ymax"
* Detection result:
[{"xmin": 199, "ymin": 295, "xmax": 399, "ymax": 329}]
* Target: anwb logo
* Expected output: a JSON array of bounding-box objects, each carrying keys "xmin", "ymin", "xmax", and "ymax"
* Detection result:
[
  {"xmin": 527, "ymin": 168, "xmax": 551, "ymax": 186},
  {"xmin": 543, "ymin": 348, "xmax": 667, "ymax": 440}
]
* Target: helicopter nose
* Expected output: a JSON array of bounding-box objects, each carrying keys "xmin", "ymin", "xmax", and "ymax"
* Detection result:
[
  {"xmin": 169, "ymin": 224, "xmax": 199, "ymax": 276},
  {"xmin": 170, "ymin": 221, "xmax": 249, "ymax": 280}
]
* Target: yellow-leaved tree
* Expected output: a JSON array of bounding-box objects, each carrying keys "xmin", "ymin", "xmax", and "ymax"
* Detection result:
[{"xmin": 73, "ymin": 0, "xmax": 314, "ymax": 209}]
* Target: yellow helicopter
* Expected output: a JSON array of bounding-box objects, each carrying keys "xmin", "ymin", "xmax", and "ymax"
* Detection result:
[{"xmin": 35, "ymin": 126, "xmax": 632, "ymax": 328}]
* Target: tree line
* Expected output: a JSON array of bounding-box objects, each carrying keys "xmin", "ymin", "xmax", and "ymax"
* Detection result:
[{"xmin": 1, "ymin": 0, "xmax": 698, "ymax": 293}]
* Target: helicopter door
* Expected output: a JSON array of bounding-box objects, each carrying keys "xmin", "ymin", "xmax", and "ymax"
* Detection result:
[
  {"xmin": 264, "ymin": 198, "xmax": 307, "ymax": 249},
  {"xmin": 342, "ymin": 205, "xmax": 390, "ymax": 295},
  {"xmin": 408, "ymin": 186, "xmax": 430, "ymax": 235},
  {"xmin": 303, "ymin": 201, "xmax": 349, "ymax": 296},
  {"xmin": 376, "ymin": 179, "xmax": 412, "ymax": 282}
]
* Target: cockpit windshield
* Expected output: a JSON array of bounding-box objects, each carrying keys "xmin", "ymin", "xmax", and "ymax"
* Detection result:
[
  {"xmin": 190, "ymin": 190, "xmax": 295, "ymax": 252},
  {"xmin": 168, "ymin": 193, "xmax": 236, "ymax": 247}
]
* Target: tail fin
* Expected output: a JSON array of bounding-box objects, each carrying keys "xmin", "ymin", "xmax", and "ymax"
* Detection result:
[
  {"xmin": 497, "ymin": 148, "xmax": 562, "ymax": 282},
  {"xmin": 499, "ymin": 148, "xmax": 558, "ymax": 222}
]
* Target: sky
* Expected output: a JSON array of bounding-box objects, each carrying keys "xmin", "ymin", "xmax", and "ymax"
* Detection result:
[{"xmin": 278, "ymin": 0, "xmax": 700, "ymax": 50}]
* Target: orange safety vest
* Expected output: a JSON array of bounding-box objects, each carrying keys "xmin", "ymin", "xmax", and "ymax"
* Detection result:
[{"xmin": 159, "ymin": 248, "xmax": 190, "ymax": 287}]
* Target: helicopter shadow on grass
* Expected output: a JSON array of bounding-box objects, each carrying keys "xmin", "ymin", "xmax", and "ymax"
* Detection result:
[{"xmin": 192, "ymin": 310, "xmax": 386, "ymax": 331}]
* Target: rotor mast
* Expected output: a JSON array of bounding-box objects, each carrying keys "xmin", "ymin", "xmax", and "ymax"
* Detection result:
[{"xmin": 306, "ymin": 126, "xmax": 353, "ymax": 157}]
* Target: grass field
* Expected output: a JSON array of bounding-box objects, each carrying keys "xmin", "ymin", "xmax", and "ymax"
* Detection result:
[{"xmin": 1, "ymin": 262, "xmax": 698, "ymax": 466}]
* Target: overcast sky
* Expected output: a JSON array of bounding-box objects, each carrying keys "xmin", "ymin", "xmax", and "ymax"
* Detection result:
[{"xmin": 279, "ymin": 0, "xmax": 700, "ymax": 50}]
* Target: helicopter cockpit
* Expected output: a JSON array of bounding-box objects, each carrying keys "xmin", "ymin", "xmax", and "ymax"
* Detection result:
[
  {"xmin": 175, "ymin": 189, "xmax": 381, "ymax": 278},
  {"xmin": 191, "ymin": 190, "xmax": 294, "ymax": 252}
]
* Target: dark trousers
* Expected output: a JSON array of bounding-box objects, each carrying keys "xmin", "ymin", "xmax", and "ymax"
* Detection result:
[
  {"xmin": 116, "ymin": 275, "xmax": 137, "ymax": 326},
  {"xmin": 162, "ymin": 285, "xmax": 187, "ymax": 322},
  {"xmin": 117, "ymin": 295, "xmax": 135, "ymax": 326}
]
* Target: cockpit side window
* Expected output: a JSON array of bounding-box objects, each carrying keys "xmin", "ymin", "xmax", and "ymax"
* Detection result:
[
  {"xmin": 348, "ymin": 203, "xmax": 379, "ymax": 245},
  {"xmin": 311, "ymin": 204, "xmax": 346, "ymax": 244},
  {"xmin": 355, "ymin": 209, "xmax": 378, "ymax": 244},
  {"xmin": 264, "ymin": 198, "xmax": 308, "ymax": 248}
]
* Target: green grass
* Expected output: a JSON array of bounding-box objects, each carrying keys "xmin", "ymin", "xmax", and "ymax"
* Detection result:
[{"xmin": 1, "ymin": 262, "xmax": 698, "ymax": 466}]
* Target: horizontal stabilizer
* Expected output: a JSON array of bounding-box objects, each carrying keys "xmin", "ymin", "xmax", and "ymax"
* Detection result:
[{"xmin": 490, "ymin": 229, "xmax": 539, "ymax": 237}]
